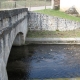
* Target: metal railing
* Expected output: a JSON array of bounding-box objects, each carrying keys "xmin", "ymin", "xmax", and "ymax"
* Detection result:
[{"xmin": 0, "ymin": 0, "xmax": 51, "ymax": 10}]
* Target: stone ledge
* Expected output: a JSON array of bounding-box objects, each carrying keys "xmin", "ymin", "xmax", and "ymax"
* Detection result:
[{"xmin": 26, "ymin": 38, "xmax": 80, "ymax": 44}]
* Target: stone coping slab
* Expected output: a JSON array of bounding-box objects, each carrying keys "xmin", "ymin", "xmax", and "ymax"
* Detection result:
[{"xmin": 26, "ymin": 38, "xmax": 80, "ymax": 44}]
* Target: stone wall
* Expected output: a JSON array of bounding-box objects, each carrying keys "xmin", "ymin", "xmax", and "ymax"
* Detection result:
[{"xmin": 28, "ymin": 12, "xmax": 80, "ymax": 31}]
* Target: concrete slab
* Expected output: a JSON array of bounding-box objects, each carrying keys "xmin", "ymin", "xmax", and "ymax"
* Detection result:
[{"xmin": 26, "ymin": 38, "xmax": 80, "ymax": 44}]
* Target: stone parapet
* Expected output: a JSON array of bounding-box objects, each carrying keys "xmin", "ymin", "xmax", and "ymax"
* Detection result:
[{"xmin": 0, "ymin": 8, "xmax": 28, "ymax": 30}]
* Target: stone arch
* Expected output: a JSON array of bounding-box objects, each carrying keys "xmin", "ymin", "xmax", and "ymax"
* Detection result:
[
  {"xmin": 5, "ymin": 31, "xmax": 26, "ymax": 80},
  {"xmin": 0, "ymin": 27, "xmax": 27, "ymax": 80}
]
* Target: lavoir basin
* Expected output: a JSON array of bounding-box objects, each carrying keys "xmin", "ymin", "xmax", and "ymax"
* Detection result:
[{"xmin": 7, "ymin": 44, "xmax": 80, "ymax": 80}]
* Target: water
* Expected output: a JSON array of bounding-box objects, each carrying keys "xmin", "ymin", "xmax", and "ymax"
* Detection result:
[{"xmin": 7, "ymin": 44, "xmax": 80, "ymax": 80}]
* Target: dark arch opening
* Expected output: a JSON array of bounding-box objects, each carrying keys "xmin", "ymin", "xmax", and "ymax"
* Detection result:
[{"xmin": 13, "ymin": 32, "xmax": 25, "ymax": 46}]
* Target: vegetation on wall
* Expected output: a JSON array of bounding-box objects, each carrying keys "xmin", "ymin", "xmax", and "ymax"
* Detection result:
[{"xmin": 27, "ymin": 29, "xmax": 80, "ymax": 38}]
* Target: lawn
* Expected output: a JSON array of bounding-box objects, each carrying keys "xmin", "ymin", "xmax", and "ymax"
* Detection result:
[
  {"xmin": 27, "ymin": 29, "xmax": 80, "ymax": 38},
  {"xmin": 35, "ymin": 9, "xmax": 80, "ymax": 22}
]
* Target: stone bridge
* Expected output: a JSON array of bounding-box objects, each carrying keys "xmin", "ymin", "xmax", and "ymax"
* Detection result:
[
  {"xmin": 1, "ymin": 7, "xmax": 80, "ymax": 80},
  {"xmin": 0, "ymin": 8, "xmax": 28, "ymax": 80}
]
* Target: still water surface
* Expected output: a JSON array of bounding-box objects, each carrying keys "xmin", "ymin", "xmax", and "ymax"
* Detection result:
[{"xmin": 7, "ymin": 44, "xmax": 80, "ymax": 80}]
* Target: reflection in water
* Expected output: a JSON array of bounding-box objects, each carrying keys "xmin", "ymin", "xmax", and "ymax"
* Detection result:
[
  {"xmin": 7, "ymin": 44, "xmax": 80, "ymax": 80},
  {"xmin": 7, "ymin": 46, "xmax": 31, "ymax": 80}
]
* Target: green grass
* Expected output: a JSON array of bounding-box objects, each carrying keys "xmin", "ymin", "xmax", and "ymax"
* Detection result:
[
  {"xmin": 27, "ymin": 29, "xmax": 80, "ymax": 38},
  {"xmin": 35, "ymin": 9, "xmax": 80, "ymax": 22}
]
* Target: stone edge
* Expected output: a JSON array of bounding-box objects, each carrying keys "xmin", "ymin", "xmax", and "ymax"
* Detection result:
[{"xmin": 26, "ymin": 38, "xmax": 80, "ymax": 44}]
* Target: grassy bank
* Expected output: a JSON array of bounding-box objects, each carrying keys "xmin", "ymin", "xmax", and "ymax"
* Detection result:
[
  {"xmin": 27, "ymin": 30, "xmax": 80, "ymax": 38},
  {"xmin": 35, "ymin": 9, "xmax": 80, "ymax": 22}
]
